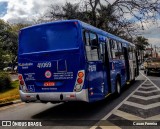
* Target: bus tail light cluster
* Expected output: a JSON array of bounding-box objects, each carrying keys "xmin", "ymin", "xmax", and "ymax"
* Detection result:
[
  {"xmin": 18, "ymin": 74, "xmax": 28, "ymax": 92},
  {"xmin": 74, "ymin": 70, "xmax": 85, "ymax": 92}
]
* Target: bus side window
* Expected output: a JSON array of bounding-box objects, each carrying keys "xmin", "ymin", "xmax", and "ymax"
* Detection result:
[
  {"xmin": 117, "ymin": 42, "xmax": 124, "ymax": 60},
  {"xmin": 89, "ymin": 33, "xmax": 99, "ymax": 61},
  {"xmin": 106, "ymin": 38, "xmax": 112, "ymax": 59},
  {"xmin": 128, "ymin": 47, "xmax": 133, "ymax": 60},
  {"xmin": 110, "ymin": 39, "xmax": 119, "ymax": 59},
  {"xmin": 133, "ymin": 47, "xmax": 136, "ymax": 59},
  {"xmin": 84, "ymin": 32, "xmax": 99, "ymax": 61},
  {"xmin": 85, "ymin": 32, "xmax": 90, "ymax": 46}
]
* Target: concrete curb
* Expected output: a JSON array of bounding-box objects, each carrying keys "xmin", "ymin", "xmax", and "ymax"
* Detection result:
[{"xmin": 0, "ymin": 100, "xmax": 22, "ymax": 107}]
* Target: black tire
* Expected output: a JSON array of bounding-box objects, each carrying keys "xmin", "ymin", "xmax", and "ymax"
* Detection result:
[
  {"xmin": 146, "ymin": 70, "xmax": 150, "ymax": 76},
  {"xmin": 147, "ymin": 72, "xmax": 150, "ymax": 76},
  {"xmin": 131, "ymin": 78, "xmax": 135, "ymax": 84},
  {"xmin": 115, "ymin": 78, "xmax": 121, "ymax": 96},
  {"xmin": 132, "ymin": 69, "xmax": 136, "ymax": 83}
]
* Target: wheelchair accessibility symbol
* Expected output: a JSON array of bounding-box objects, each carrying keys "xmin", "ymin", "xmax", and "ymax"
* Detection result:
[{"xmin": 28, "ymin": 85, "xmax": 35, "ymax": 92}]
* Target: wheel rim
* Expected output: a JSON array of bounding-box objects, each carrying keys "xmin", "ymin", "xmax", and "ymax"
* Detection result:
[{"xmin": 117, "ymin": 81, "xmax": 120, "ymax": 94}]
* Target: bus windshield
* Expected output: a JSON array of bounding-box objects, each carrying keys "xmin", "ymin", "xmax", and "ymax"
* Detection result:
[{"xmin": 19, "ymin": 22, "xmax": 78, "ymax": 54}]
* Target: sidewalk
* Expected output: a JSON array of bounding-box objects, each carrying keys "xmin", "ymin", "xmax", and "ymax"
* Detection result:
[{"xmin": 9, "ymin": 73, "xmax": 18, "ymax": 81}]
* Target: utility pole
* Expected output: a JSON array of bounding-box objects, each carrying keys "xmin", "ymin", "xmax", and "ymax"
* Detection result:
[
  {"xmin": 151, "ymin": 44, "xmax": 153, "ymax": 57},
  {"xmin": 154, "ymin": 45, "xmax": 157, "ymax": 57}
]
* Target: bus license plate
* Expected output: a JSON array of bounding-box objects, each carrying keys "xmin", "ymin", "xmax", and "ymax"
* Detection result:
[{"xmin": 44, "ymin": 82, "xmax": 55, "ymax": 86}]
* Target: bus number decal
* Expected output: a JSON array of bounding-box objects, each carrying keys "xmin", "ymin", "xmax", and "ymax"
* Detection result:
[
  {"xmin": 88, "ymin": 65, "xmax": 96, "ymax": 72},
  {"xmin": 37, "ymin": 62, "xmax": 51, "ymax": 68}
]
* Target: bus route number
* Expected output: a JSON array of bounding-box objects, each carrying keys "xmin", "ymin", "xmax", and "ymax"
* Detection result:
[{"xmin": 37, "ymin": 62, "xmax": 51, "ymax": 68}]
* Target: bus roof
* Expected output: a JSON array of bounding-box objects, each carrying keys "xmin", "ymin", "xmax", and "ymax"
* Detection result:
[{"xmin": 20, "ymin": 19, "xmax": 135, "ymax": 47}]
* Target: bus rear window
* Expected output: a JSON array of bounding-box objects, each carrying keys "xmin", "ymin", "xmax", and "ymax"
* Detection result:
[{"xmin": 19, "ymin": 22, "xmax": 78, "ymax": 54}]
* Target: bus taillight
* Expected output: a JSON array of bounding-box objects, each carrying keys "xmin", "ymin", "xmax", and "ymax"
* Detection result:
[
  {"xmin": 77, "ymin": 78, "xmax": 83, "ymax": 84},
  {"xmin": 18, "ymin": 74, "xmax": 23, "ymax": 81},
  {"xmin": 20, "ymin": 80, "xmax": 25, "ymax": 85},
  {"xmin": 78, "ymin": 72, "xmax": 84, "ymax": 78},
  {"xmin": 18, "ymin": 74, "xmax": 28, "ymax": 92},
  {"xmin": 18, "ymin": 74, "xmax": 24, "ymax": 85},
  {"xmin": 74, "ymin": 70, "xmax": 85, "ymax": 92}
]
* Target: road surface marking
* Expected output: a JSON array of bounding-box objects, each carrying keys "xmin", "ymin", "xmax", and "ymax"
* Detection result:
[
  {"xmin": 113, "ymin": 110, "xmax": 143, "ymax": 120},
  {"xmin": 136, "ymin": 89, "xmax": 158, "ymax": 93},
  {"xmin": 147, "ymin": 114, "xmax": 160, "ymax": 120},
  {"xmin": 101, "ymin": 79, "xmax": 147, "ymax": 120},
  {"xmin": 138, "ymin": 86, "xmax": 156, "ymax": 89},
  {"xmin": 132, "ymin": 94, "xmax": 160, "ymax": 100},
  {"xmin": 98, "ymin": 126, "xmax": 121, "ymax": 129},
  {"xmin": 90, "ymin": 122, "xmax": 121, "ymax": 129},
  {"xmin": 138, "ymin": 86, "xmax": 157, "ymax": 90},
  {"xmin": 90, "ymin": 72, "xmax": 160, "ymax": 129},
  {"xmin": 123, "ymin": 101, "xmax": 160, "ymax": 110},
  {"xmin": 140, "ymin": 71, "xmax": 160, "ymax": 91}
]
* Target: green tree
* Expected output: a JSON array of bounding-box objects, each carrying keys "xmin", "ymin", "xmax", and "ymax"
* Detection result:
[
  {"xmin": 0, "ymin": 19, "xmax": 29, "ymax": 70},
  {"xmin": 46, "ymin": 0, "xmax": 160, "ymax": 41},
  {"xmin": 134, "ymin": 36, "xmax": 149, "ymax": 50},
  {"xmin": 134, "ymin": 36, "xmax": 149, "ymax": 63},
  {"xmin": 0, "ymin": 19, "xmax": 11, "ymax": 69}
]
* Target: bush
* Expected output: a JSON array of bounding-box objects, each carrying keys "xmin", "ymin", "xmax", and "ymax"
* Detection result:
[{"xmin": 0, "ymin": 72, "xmax": 11, "ymax": 91}]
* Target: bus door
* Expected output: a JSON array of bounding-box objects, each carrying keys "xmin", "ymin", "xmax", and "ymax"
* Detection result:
[
  {"xmin": 123, "ymin": 47, "xmax": 130, "ymax": 81},
  {"xmin": 135, "ymin": 51, "xmax": 139, "ymax": 76},
  {"xmin": 99, "ymin": 41, "xmax": 110, "ymax": 96},
  {"xmin": 84, "ymin": 32, "xmax": 105, "ymax": 101}
]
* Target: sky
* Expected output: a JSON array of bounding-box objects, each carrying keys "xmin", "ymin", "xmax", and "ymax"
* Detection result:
[{"xmin": 0, "ymin": 0, "xmax": 160, "ymax": 47}]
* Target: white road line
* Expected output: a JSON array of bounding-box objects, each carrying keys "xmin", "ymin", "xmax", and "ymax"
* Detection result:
[
  {"xmin": 113, "ymin": 110, "xmax": 143, "ymax": 120},
  {"xmin": 90, "ymin": 79, "xmax": 147, "ymax": 129},
  {"xmin": 124, "ymin": 101, "xmax": 160, "ymax": 110},
  {"xmin": 101, "ymin": 79, "xmax": 147, "ymax": 120},
  {"xmin": 136, "ymin": 90, "xmax": 159, "ymax": 94},
  {"xmin": 147, "ymin": 114, "xmax": 160, "ymax": 120},
  {"xmin": 140, "ymin": 71, "xmax": 160, "ymax": 91},
  {"xmin": 141, "ymin": 83, "xmax": 152, "ymax": 86},
  {"xmin": 147, "ymin": 79, "xmax": 160, "ymax": 81},
  {"xmin": 132, "ymin": 94, "xmax": 160, "ymax": 100},
  {"xmin": 90, "ymin": 121, "xmax": 122, "ymax": 129},
  {"xmin": 99, "ymin": 126, "xmax": 121, "ymax": 129},
  {"xmin": 138, "ymin": 86, "xmax": 157, "ymax": 89},
  {"xmin": 90, "ymin": 72, "xmax": 160, "ymax": 129}
]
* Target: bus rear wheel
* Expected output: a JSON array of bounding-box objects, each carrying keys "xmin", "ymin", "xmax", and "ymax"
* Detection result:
[
  {"xmin": 146, "ymin": 71, "xmax": 150, "ymax": 76},
  {"xmin": 115, "ymin": 78, "xmax": 121, "ymax": 96}
]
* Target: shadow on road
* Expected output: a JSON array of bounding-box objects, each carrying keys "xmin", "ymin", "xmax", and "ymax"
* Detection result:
[
  {"xmin": 31, "ymin": 96, "xmax": 113, "ymax": 120},
  {"xmin": 31, "ymin": 80, "xmax": 143, "ymax": 121}
]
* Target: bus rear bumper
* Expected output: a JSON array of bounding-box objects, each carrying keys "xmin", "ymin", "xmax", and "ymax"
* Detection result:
[{"xmin": 19, "ymin": 89, "xmax": 89, "ymax": 103}]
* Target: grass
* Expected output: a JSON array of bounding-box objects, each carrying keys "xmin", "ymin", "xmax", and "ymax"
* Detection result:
[{"xmin": 0, "ymin": 80, "xmax": 20, "ymax": 104}]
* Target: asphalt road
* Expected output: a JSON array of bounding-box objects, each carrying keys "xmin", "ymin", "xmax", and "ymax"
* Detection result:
[{"xmin": 0, "ymin": 71, "xmax": 160, "ymax": 129}]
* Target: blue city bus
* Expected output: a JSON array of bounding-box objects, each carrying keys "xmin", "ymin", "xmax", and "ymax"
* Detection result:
[{"xmin": 18, "ymin": 20, "xmax": 139, "ymax": 103}]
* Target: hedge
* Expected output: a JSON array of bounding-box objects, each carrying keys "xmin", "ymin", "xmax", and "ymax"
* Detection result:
[{"xmin": 0, "ymin": 72, "xmax": 11, "ymax": 91}]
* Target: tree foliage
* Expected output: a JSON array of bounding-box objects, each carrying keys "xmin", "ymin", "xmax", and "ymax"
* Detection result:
[
  {"xmin": 0, "ymin": 19, "xmax": 29, "ymax": 70},
  {"xmin": 46, "ymin": 0, "xmax": 160, "ymax": 42},
  {"xmin": 1, "ymin": 0, "xmax": 159, "ymax": 70},
  {"xmin": 134, "ymin": 36, "xmax": 149, "ymax": 50}
]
